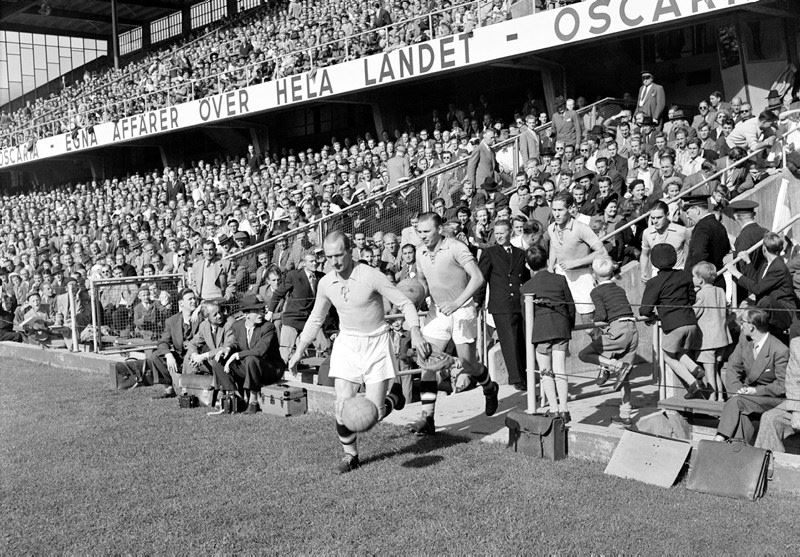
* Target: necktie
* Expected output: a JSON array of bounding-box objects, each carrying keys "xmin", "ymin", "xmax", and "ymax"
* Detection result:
[
  {"xmin": 183, "ymin": 320, "xmax": 191, "ymax": 341},
  {"xmin": 246, "ymin": 326, "xmax": 253, "ymax": 348},
  {"xmin": 308, "ymin": 272, "xmax": 317, "ymax": 294}
]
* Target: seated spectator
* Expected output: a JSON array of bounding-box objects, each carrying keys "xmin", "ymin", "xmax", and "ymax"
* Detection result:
[
  {"xmin": 147, "ymin": 288, "xmax": 200, "ymax": 399},
  {"xmin": 185, "ymin": 300, "xmax": 233, "ymax": 376},
  {"xmin": 217, "ymin": 294, "xmax": 285, "ymax": 414},
  {"xmin": 755, "ymin": 336, "xmax": 800, "ymax": 453},
  {"xmin": 0, "ymin": 295, "xmax": 24, "ymax": 342},
  {"xmin": 715, "ymin": 308, "xmax": 787, "ymax": 444}
]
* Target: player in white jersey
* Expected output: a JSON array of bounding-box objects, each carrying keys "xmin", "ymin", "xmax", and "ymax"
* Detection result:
[
  {"xmin": 288, "ymin": 230, "xmax": 428, "ymax": 473},
  {"xmin": 411, "ymin": 212, "xmax": 499, "ymax": 435}
]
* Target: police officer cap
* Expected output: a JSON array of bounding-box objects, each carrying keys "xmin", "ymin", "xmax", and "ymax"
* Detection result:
[{"xmin": 727, "ymin": 200, "xmax": 758, "ymax": 213}]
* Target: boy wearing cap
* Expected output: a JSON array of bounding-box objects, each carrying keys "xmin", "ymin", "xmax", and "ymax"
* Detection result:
[
  {"xmin": 579, "ymin": 257, "xmax": 639, "ymax": 424},
  {"xmin": 640, "ymin": 243, "xmax": 709, "ymax": 399}
]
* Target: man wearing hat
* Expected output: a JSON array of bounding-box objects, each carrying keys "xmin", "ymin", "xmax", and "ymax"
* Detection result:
[
  {"xmin": 479, "ymin": 176, "xmax": 508, "ymax": 209},
  {"xmin": 466, "ymin": 128, "xmax": 499, "ymax": 189},
  {"xmin": 637, "ymin": 71, "xmax": 666, "ymax": 123},
  {"xmin": 684, "ymin": 194, "xmax": 731, "ymax": 288},
  {"xmin": 217, "ymin": 294, "xmax": 285, "ymax": 414},
  {"xmin": 730, "ymin": 200, "xmax": 767, "ymax": 295}
]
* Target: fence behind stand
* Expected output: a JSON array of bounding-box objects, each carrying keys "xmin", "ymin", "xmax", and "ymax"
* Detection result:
[{"xmin": 88, "ymin": 274, "xmax": 184, "ymax": 354}]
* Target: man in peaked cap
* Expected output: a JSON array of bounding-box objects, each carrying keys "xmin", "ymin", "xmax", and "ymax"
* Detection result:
[
  {"xmin": 730, "ymin": 200, "xmax": 767, "ymax": 284},
  {"xmin": 683, "ymin": 194, "xmax": 730, "ymax": 288},
  {"xmin": 638, "ymin": 70, "xmax": 666, "ymax": 123}
]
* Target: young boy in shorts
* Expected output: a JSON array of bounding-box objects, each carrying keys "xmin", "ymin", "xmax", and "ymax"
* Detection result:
[
  {"xmin": 691, "ymin": 261, "xmax": 732, "ymax": 401},
  {"xmin": 639, "ymin": 243, "xmax": 708, "ymax": 400},
  {"xmin": 520, "ymin": 245, "xmax": 576, "ymax": 422},
  {"xmin": 578, "ymin": 257, "xmax": 639, "ymax": 425}
]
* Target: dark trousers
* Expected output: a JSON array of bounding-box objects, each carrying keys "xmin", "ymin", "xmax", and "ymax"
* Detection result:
[
  {"xmin": 146, "ymin": 351, "xmax": 182, "ymax": 386},
  {"xmin": 493, "ymin": 312, "xmax": 526, "ymax": 385},
  {"xmin": 0, "ymin": 330, "xmax": 23, "ymax": 342},
  {"xmin": 214, "ymin": 355, "xmax": 281, "ymax": 393},
  {"xmin": 717, "ymin": 394, "xmax": 783, "ymax": 444}
]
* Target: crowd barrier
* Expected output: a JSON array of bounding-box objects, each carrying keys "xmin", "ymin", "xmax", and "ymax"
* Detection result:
[{"xmin": 88, "ymin": 274, "xmax": 184, "ymax": 354}]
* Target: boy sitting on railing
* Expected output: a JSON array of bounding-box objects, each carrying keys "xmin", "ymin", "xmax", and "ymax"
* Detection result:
[{"xmin": 578, "ymin": 257, "xmax": 638, "ymax": 425}]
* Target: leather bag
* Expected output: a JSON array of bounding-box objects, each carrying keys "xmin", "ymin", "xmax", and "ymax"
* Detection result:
[
  {"xmin": 505, "ymin": 411, "xmax": 567, "ymax": 461},
  {"xmin": 686, "ymin": 440, "xmax": 772, "ymax": 500}
]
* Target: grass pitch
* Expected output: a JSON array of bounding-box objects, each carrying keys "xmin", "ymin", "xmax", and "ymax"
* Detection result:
[{"xmin": 2, "ymin": 361, "xmax": 800, "ymax": 555}]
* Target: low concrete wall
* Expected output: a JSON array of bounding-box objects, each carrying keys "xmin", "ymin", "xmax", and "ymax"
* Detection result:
[{"xmin": 0, "ymin": 341, "xmax": 122, "ymax": 377}]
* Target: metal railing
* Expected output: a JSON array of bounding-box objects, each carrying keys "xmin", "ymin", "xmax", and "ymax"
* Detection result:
[{"xmin": 88, "ymin": 273, "xmax": 184, "ymax": 354}]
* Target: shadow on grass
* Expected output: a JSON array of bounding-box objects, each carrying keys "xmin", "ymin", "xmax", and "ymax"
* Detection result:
[
  {"xmin": 360, "ymin": 430, "xmax": 471, "ymax": 467},
  {"xmin": 400, "ymin": 455, "xmax": 445, "ymax": 468}
]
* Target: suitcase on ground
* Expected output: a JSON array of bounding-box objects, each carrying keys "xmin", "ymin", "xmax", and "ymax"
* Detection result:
[
  {"xmin": 505, "ymin": 411, "xmax": 567, "ymax": 461},
  {"xmin": 260, "ymin": 384, "xmax": 308, "ymax": 417},
  {"xmin": 180, "ymin": 373, "xmax": 216, "ymax": 407},
  {"xmin": 111, "ymin": 358, "xmax": 153, "ymax": 389},
  {"xmin": 686, "ymin": 440, "xmax": 772, "ymax": 500}
]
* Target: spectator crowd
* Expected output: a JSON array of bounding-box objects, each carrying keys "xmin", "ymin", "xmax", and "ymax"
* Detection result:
[{"xmin": 0, "ymin": 0, "xmax": 570, "ymax": 149}]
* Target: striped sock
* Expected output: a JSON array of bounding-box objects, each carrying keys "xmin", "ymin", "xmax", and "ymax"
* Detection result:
[
  {"xmin": 419, "ymin": 380, "xmax": 437, "ymax": 418},
  {"xmin": 475, "ymin": 366, "xmax": 494, "ymax": 389},
  {"xmin": 336, "ymin": 420, "xmax": 357, "ymax": 457}
]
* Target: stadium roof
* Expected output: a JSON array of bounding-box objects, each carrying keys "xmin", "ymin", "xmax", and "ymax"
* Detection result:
[{"xmin": 0, "ymin": 0, "xmax": 193, "ymax": 40}]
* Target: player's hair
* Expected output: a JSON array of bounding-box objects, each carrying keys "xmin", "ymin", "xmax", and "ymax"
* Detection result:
[
  {"xmin": 552, "ymin": 191, "xmax": 574, "ymax": 208},
  {"xmin": 418, "ymin": 212, "xmax": 442, "ymax": 227},
  {"xmin": 691, "ymin": 261, "xmax": 716, "ymax": 284},
  {"xmin": 649, "ymin": 200, "xmax": 669, "ymax": 214},
  {"xmin": 592, "ymin": 257, "xmax": 615, "ymax": 279},
  {"xmin": 762, "ymin": 232, "xmax": 784, "ymax": 255},
  {"xmin": 525, "ymin": 244, "xmax": 548, "ymax": 271},
  {"xmin": 324, "ymin": 230, "xmax": 352, "ymax": 250}
]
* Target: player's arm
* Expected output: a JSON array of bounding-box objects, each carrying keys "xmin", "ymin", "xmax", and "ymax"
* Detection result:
[
  {"xmin": 441, "ymin": 257, "xmax": 485, "ymax": 316},
  {"xmin": 287, "ymin": 290, "xmax": 332, "ymax": 369},
  {"xmin": 376, "ymin": 272, "xmax": 430, "ymax": 359}
]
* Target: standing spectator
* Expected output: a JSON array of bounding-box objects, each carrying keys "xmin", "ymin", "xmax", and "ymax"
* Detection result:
[
  {"xmin": 387, "ymin": 144, "xmax": 410, "ymax": 188},
  {"xmin": 637, "ymin": 70, "xmax": 666, "ymax": 123},
  {"xmin": 520, "ymin": 244, "xmax": 575, "ymax": 422},
  {"xmin": 683, "ymin": 195, "xmax": 730, "ymax": 288},
  {"xmin": 714, "ymin": 308, "xmax": 787, "ymax": 444},
  {"xmin": 189, "ymin": 239, "xmax": 231, "ymax": 302},
  {"xmin": 478, "ymin": 220, "xmax": 530, "ymax": 390},
  {"xmin": 266, "ymin": 252, "xmax": 326, "ymax": 361},
  {"xmin": 639, "ymin": 244, "xmax": 708, "ymax": 400},
  {"xmin": 730, "ymin": 200, "xmax": 768, "ymax": 299},
  {"xmin": 466, "ymin": 128, "xmax": 498, "ymax": 188},
  {"xmin": 518, "ymin": 113, "xmax": 540, "ymax": 164},
  {"xmin": 690, "ymin": 262, "xmax": 732, "ymax": 402},
  {"xmin": 551, "ymin": 96, "xmax": 581, "ymax": 148}
]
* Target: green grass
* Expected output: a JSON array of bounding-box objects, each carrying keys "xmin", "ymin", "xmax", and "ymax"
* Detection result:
[{"xmin": 2, "ymin": 362, "xmax": 800, "ymax": 555}]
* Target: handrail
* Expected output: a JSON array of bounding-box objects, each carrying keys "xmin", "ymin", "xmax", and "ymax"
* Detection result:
[
  {"xmin": 598, "ymin": 146, "xmax": 769, "ymax": 243},
  {"xmin": 225, "ymin": 95, "xmax": 620, "ymax": 261},
  {"xmin": 9, "ymin": 0, "xmax": 500, "ymax": 142},
  {"xmin": 722, "ymin": 212, "xmax": 800, "ymax": 273}
]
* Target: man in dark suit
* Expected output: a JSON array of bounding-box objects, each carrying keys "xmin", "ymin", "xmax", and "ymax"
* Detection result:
[
  {"xmin": 637, "ymin": 70, "xmax": 666, "ymax": 123},
  {"xmin": 715, "ymin": 307, "xmax": 787, "ymax": 444},
  {"xmin": 730, "ymin": 200, "xmax": 768, "ymax": 297},
  {"xmin": 147, "ymin": 288, "xmax": 200, "ymax": 398},
  {"xmin": 683, "ymin": 195, "xmax": 730, "ymax": 288},
  {"xmin": 220, "ymin": 295, "xmax": 285, "ymax": 414},
  {"xmin": 730, "ymin": 232, "xmax": 797, "ymax": 337},
  {"xmin": 466, "ymin": 128, "xmax": 498, "ymax": 189},
  {"xmin": 478, "ymin": 220, "xmax": 530, "ymax": 389},
  {"xmin": 267, "ymin": 251, "xmax": 327, "ymax": 360}
]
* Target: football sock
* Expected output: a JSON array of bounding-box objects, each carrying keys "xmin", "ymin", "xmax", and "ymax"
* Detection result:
[
  {"xmin": 336, "ymin": 420, "xmax": 358, "ymax": 457},
  {"xmin": 476, "ymin": 366, "xmax": 494, "ymax": 390},
  {"xmin": 383, "ymin": 383, "xmax": 403, "ymax": 419},
  {"xmin": 419, "ymin": 380, "xmax": 437, "ymax": 418}
]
